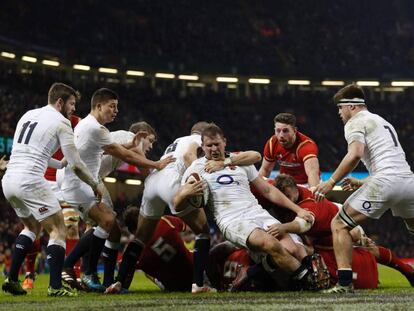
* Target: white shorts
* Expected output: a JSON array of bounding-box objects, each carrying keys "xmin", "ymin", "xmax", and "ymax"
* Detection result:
[
  {"xmin": 346, "ymin": 174, "xmax": 414, "ymax": 219},
  {"xmin": 62, "ymin": 182, "xmax": 112, "ymax": 221},
  {"xmin": 2, "ymin": 174, "xmax": 61, "ymax": 222},
  {"xmin": 47, "ymin": 180, "xmax": 65, "ymax": 203},
  {"xmin": 218, "ymin": 206, "xmax": 293, "ymax": 248},
  {"xmin": 140, "ymin": 167, "xmax": 195, "ymax": 219}
]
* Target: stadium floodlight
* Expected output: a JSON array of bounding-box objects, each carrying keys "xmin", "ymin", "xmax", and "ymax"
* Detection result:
[
  {"xmin": 73, "ymin": 64, "xmax": 90, "ymax": 71},
  {"xmin": 391, "ymin": 81, "xmax": 414, "ymax": 87},
  {"xmin": 99, "ymin": 67, "xmax": 118, "ymax": 74},
  {"xmin": 178, "ymin": 74, "xmax": 199, "ymax": 81},
  {"xmin": 126, "ymin": 70, "xmax": 145, "ymax": 76},
  {"xmin": 1, "ymin": 52, "xmax": 15, "ymax": 59},
  {"xmin": 42, "ymin": 59, "xmax": 59, "ymax": 67},
  {"xmin": 321, "ymin": 80, "xmax": 345, "ymax": 86},
  {"xmin": 227, "ymin": 84, "xmax": 237, "ymax": 89},
  {"xmin": 125, "ymin": 179, "xmax": 142, "ymax": 185},
  {"xmin": 381, "ymin": 87, "xmax": 404, "ymax": 92},
  {"xmin": 248, "ymin": 78, "xmax": 270, "ymax": 84},
  {"xmin": 22, "ymin": 55, "xmax": 37, "ymax": 63},
  {"xmin": 356, "ymin": 81, "xmax": 380, "ymax": 86},
  {"xmin": 103, "ymin": 177, "xmax": 117, "ymax": 183},
  {"xmin": 216, "ymin": 77, "xmax": 238, "ymax": 83},
  {"xmin": 155, "ymin": 72, "xmax": 175, "ymax": 79},
  {"xmin": 287, "ymin": 80, "xmax": 310, "ymax": 85},
  {"xmin": 187, "ymin": 82, "xmax": 205, "ymax": 88}
]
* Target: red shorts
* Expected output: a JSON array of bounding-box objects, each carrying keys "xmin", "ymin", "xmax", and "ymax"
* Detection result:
[{"xmin": 317, "ymin": 247, "xmax": 378, "ymax": 289}]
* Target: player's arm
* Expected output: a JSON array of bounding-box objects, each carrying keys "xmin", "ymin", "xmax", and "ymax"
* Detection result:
[
  {"xmin": 304, "ymin": 157, "xmax": 320, "ymax": 188},
  {"xmin": 183, "ymin": 142, "xmax": 200, "ymax": 168},
  {"xmin": 267, "ymin": 219, "xmax": 313, "ymax": 239},
  {"xmin": 204, "ymin": 151, "xmax": 262, "ymax": 173},
  {"xmin": 258, "ymin": 158, "xmax": 275, "ymax": 178},
  {"xmin": 251, "ymin": 176, "xmax": 313, "ymax": 222},
  {"xmin": 48, "ymin": 157, "xmax": 67, "ymax": 169},
  {"xmin": 103, "ymin": 143, "xmax": 175, "ymax": 170},
  {"xmin": 313, "ymin": 141, "xmax": 364, "ymax": 200},
  {"xmin": 58, "ymin": 124, "xmax": 100, "ymax": 192}
]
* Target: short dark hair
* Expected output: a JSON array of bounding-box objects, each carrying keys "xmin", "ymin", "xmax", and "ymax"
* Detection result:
[
  {"xmin": 273, "ymin": 113, "xmax": 296, "ymax": 127},
  {"xmin": 333, "ymin": 84, "xmax": 366, "ymax": 106},
  {"xmin": 129, "ymin": 121, "xmax": 157, "ymax": 140},
  {"xmin": 91, "ymin": 88, "xmax": 118, "ymax": 109},
  {"xmin": 123, "ymin": 205, "xmax": 139, "ymax": 234},
  {"xmin": 48, "ymin": 82, "xmax": 80, "ymax": 105},
  {"xmin": 201, "ymin": 123, "xmax": 224, "ymax": 142},
  {"xmin": 274, "ymin": 174, "xmax": 297, "ymax": 193},
  {"xmin": 191, "ymin": 121, "xmax": 210, "ymax": 135}
]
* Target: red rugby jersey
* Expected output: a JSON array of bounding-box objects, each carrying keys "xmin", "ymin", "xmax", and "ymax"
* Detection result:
[
  {"xmin": 137, "ymin": 216, "xmax": 193, "ymax": 291},
  {"xmin": 263, "ymin": 131, "xmax": 319, "ymax": 184}
]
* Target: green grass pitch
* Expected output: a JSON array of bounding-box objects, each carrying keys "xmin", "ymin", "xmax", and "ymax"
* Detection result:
[{"xmin": 1, "ymin": 265, "xmax": 413, "ymax": 310}]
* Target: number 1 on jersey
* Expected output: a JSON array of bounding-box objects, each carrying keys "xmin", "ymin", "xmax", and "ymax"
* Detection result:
[
  {"xmin": 384, "ymin": 125, "xmax": 398, "ymax": 147},
  {"xmin": 17, "ymin": 121, "xmax": 38, "ymax": 144}
]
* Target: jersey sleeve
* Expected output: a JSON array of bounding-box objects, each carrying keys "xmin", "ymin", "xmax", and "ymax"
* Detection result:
[
  {"xmin": 244, "ymin": 164, "xmax": 259, "ymax": 182},
  {"xmin": 299, "ymin": 199, "xmax": 326, "ymax": 234},
  {"xmin": 263, "ymin": 136, "xmax": 277, "ymax": 162},
  {"xmin": 93, "ymin": 126, "xmax": 113, "ymax": 148},
  {"xmin": 297, "ymin": 140, "xmax": 318, "ymax": 162},
  {"xmin": 344, "ymin": 119, "xmax": 366, "ymax": 145},
  {"xmin": 162, "ymin": 216, "xmax": 187, "ymax": 232}
]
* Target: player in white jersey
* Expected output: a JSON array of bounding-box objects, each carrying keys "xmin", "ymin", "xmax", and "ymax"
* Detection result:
[
  {"xmin": 106, "ymin": 122, "xmax": 262, "ymax": 294},
  {"xmin": 175, "ymin": 124, "xmax": 316, "ymax": 290},
  {"xmin": 61, "ymin": 121, "xmax": 157, "ymax": 290},
  {"xmin": 313, "ymin": 84, "xmax": 414, "ymax": 293},
  {"xmin": 60, "ymin": 88, "xmax": 174, "ymax": 292},
  {"xmin": 1, "ymin": 83, "xmax": 103, "ymax": 297}
]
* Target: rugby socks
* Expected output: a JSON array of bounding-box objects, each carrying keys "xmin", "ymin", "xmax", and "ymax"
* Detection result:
[
  {"xmin": 25, "ymin": 238, "xmax": 41, "ymax": 275},
  {"xmin": 47, "ymin": 239, "xmax": 66, "ymax": 289},
  {"xmin": 193, "ymin": 236, "xmax": 210, "ymax": 287},
  {"xmin": 102, "ymin": 241, "xmax": 119, "ymax": 287},
  {"xmin": 9, "ymin": 229, "xmax": 36, "ymax": 281},
  {"xmin": 86, "ymin": 226, "xmax": 109, "ymax": 275},
  {"xmin": 64, "ymin": 228, "xmax": 94, "ymax": 269},
  {"xmin": 337, "ymin": 268, "xmax": 353, "ymax": 286},
  {"xmin": 376, "ymin": 246, "xmax": 414, "ymax": 276},
  {"xmin": 66, "ymin": 238, "xmax": 81, "ymax": 279},
  {"xmin": 116, "ymin": 239, "xmax": 144, "ymax": 289}
]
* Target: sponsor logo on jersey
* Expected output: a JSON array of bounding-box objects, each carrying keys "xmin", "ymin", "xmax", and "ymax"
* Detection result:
[{"xmin": 38, "ymin": 206, "xmax": 49, "ymax": 214}]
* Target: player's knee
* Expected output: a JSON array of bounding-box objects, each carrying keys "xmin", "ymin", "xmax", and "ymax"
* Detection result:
[
  {"xmin": 66, "ymin": 225, "xmax": 79, "ymax": 239},
  {"xmin": 99, "ymin": 212, "xmax": 116, "ymax": 232}
]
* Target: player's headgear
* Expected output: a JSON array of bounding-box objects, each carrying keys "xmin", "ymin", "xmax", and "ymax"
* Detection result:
[{"xmin": 334, "ymin": 84, "xmax": 366, "ymax": 106}]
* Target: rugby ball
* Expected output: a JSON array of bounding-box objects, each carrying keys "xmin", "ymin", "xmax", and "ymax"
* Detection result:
[{"xmin": 185, "ymin": 172, "xmax": 209, "ymax": 208}]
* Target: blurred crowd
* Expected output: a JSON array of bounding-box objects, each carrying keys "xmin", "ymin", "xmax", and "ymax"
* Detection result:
[{"xmin": 0, "ymin": 1, "xmax": 413, "ymax": 76}]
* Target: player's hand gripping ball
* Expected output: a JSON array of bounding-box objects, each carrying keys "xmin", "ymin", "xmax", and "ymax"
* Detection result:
[{"xmin": 185, "ymin": 172, "xmax": 209, "ymax": 208}]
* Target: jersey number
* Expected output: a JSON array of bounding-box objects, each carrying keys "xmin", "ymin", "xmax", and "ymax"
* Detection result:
[
  {"xmin": 17, "ymin": 121, "xmax": 38, "ymax": 144},
  {"xmin": 384, "ymin": 126, "xmax": 398, "ymax": 147},
  {"xmin": 164, "ymin": 142, "xmax": 178, "ymax": 155},
  {"xmin": 151, "ymin": 237, "xmax": 177, "ymax": 262}
]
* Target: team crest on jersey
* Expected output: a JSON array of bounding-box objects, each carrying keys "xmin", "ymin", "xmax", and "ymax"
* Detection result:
[{"xmin": 38, "ymin": 206, "xmax": 49, "ymax": 214}]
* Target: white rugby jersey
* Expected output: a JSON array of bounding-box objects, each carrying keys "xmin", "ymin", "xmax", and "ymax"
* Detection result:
[
  {"xmin": 99, "ymin": 130, "xmax": 134, "ymax": 177},
  {"xmin": 5, "ymin": 105, "xmax": 74, "ymax": 177},
  {"xmin": 182, "ymin": 157, "xmax": 260, "ymax": 223},
  {"xmin": 344, "ymin": 110, "xmax": 412, "ymax": 176},
  {"xmin": 161, "ymin": 134, "xmax": 201, "ymax": 174},
  {"xmin": 62, "ymin": 114, "xmax": 112, "ymax": 190}
]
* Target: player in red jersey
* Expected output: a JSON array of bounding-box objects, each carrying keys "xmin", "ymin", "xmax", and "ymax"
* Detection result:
[
  {"xmin": 22, "ymin": 115, "xmax": 81, "ymax": 290},
  {"xmin": 111, "ymin": 206, "xmax": 193, "ymax": 292},
  {"xmin": 259, "ymin": 113, "xmax": 320, "ymax": 188},
  {"xmin": 273, "ymin": 174, "xmax": 414, "ymax": 288}
]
